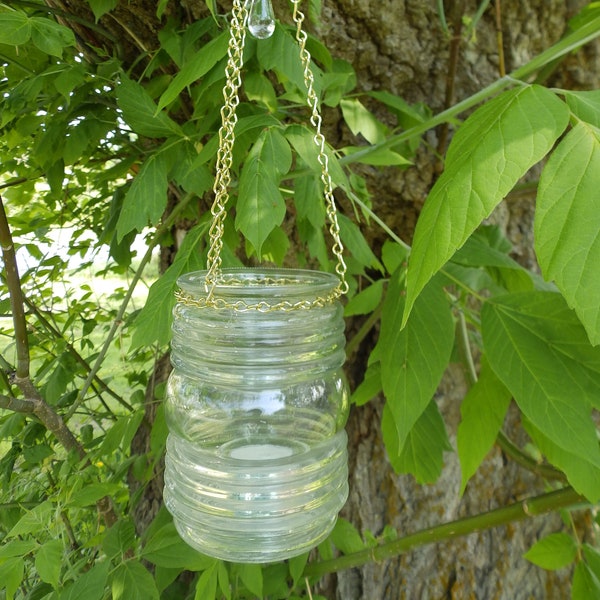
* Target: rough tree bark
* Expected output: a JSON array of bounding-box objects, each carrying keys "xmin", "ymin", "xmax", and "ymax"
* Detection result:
[{"xmin": 47, "ymin": 0, "xmax": 599, "ymax": 597}]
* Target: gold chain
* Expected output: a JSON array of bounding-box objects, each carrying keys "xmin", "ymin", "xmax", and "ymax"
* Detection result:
[
  {"xmin": 199, "ymin": 0, "xmax": 348, "ymax": 310},
  {"xmin": 204, "ymin": 0, "xmax": 250, "ymax": 301},
  {"xmin": 291, "ymin": 0, "xmax": 349, "ymax": 296}
]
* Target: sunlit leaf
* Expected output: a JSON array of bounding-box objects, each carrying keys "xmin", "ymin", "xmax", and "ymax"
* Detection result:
[
  {"xmin": 0, "ymin": 557, "xmax": 23, "ymax": 600},
  {"xmin": 564, "ymin": 89, "xmax": 600, "ymax": 127},
  {"xmin": 403, "ymin": 85, "xmax": 569, "ymax": 324},
  {"xmin": 238, "ymin": 564, "xmax": 263, "ymax": 597},
  {"xmin": 330, "ymin": 518, "xmax": 365, "ymax": 555},
  {"xmin": 572, "ymin": 562, "xmax": 600, "ymax": 600},
  {"xmin": 535, "ymin": 122, "xmax": 600, "ymax": 345},
  {"xmin": 523, "ymin": 533, "xmax": 578, "ymax": 570},
  {"xmin": 340, "ymin": 98, "xmax": 388, "ymax": 145}
]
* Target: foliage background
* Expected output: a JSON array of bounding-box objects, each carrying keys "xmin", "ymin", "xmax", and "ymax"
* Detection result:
[{"xmin": 2, "ymin": 0, "xmax": 600, "ymax": 598}]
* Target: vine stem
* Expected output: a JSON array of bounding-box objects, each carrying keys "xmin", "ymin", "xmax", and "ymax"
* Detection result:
[{"xmin": 303, "ymin": 486, "xmax": 585, "ymax": 578}]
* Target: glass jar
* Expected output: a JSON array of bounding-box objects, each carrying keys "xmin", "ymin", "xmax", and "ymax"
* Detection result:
[{"xmin": 163, "ymin": 268, "xmax": 349, "ymax": 563}]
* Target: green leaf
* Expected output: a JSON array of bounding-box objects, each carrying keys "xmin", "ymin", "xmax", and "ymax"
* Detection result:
[
  {"xmin": 67, "ymin": 482, "xmax": 121, "ymax": 507},
  {"xmin": 482, "ymin": 291, "xmax": 600, "ymax": 464},
  {"xmin": 117, "ymin": 75, "xmax": 183, "ymax": 139},
  {"xmin": 330, "ymin": 518, "xmax": 365, "ymax": 555},
  {"xmin": 35, "ymin": 540, "xmax": 63, "ymax": 588},
  {"xmin": 132, "ymin": 222, "xmax": 207, "ymax": 348},
  {"xmin": 523, "ymin": 533, "xmax": 578, "ymax": 570},
  {"xmin": 244, "ymin": 71, "xmax": 278, "ymax": 112},
  {"xmin": 238, "ymin": 563, "xmax": 263, "ymax": 597},
  {"xmin": 524, "ymin": 418, "xmax": 600, "ymax": 501},
  {"xmin": 457, "ymin": 357, "xmax": 512, "ymax": 494},
  {"xmin": 116, "ymin": 151, "xmax": 169, "ymax": 241},
  {"xmin": 7, "ymin": 500, "xmax": 53, "ymax": 538},
  {"xmin": 351, "ymin": 361, "xmax": 382, "ymax": 406},
  {"xmin": 381, "ymin": 240, "xmax": 409, "ymax": 275},
  {"xmin": 564, "ymin": 89, "xmax": 600, "ymax": 128},
  {"xmin": 112, "ymin": 561, "xmax": 159, "ymax": 600},
  {"xmin": 87, "ymin": 0, "xmax": 119, "ymax": 21},
  {"xmin": 61, "ymin": 561, "xmax": 110, "ymax": 600},
  {"xmin": 340, "ymin": 98, "xmax": 388, "ymax": 145},
  {"xmin": 338, "ymin": 214, "xmax": 384, "ymax": 273},
  {"xmin": 344, "ymin": 279, "xmax": 384, "ymax": 316},
  {"xmin": 157, "ymin": 31, "xmax": 229, "ymax": 111},
  {"xmin": 30, "ymin": 17, "xmax": 75, "ymax": 57},
  {"xmin": 452, "ymin": 226, "xmax": 526, "ymax": 270},
  {"xmin": 572, "ymin": 562, "xmax": 600, "ymax": 600},
  {"xmin": 403, "ymin": 85, "xmax": 569, "ymax": 324},
  {"xmin": 285, "ymin": 124, "xmax": 347, "ymax": 189},
  {"xmin": 383, "ymin": 399, "xmax": 451, "ymax": 483},
  {"xmin": 368, "ymin": 90, "xmax": 426, "ymax": 124},
  {"xmin": 535, "ymin": 122, "xmax": 600, "ymax": 345},
  {"xmin": 288, "ymin": 552, "xmax": 309, "ymax": 585},
  {"xmin": 294, "ymin": 171, "xmax": 325, "ymax": 230},
  {"xmin": 378, "ymin": 271, "xmax": 454, "ymax": 455},
  {"xmin": 217, "ymin": 562, "xmax": 231, "ymax": 600},
  {"xmin": 0, "ymin": 557, "xmax": 23, "ymax": 600},
  {"xmin": 583, "ymin": 544, "xmax": 600, "ymax": 578},
  {"xmin": 341, "ymin": 145, "xmax": 411, "ymax": 167},
  {"xmin": 256, "ymin": 24, "xmax": 306, "ymax": 91},
  {"xmin": 194, "ymin": 563, "xmax": 218, "ymax": 600},
  {"xmin": 0, "ymin": 539, "xmax": 37, "ymax": 559},
  {"xmin": 0, "ymin": 12, "xmax": 31, "ymax": 45},
  {"xmin": 142, "ymin": 522, "xmax": 214, "ymax": 571},
  {"xmin": 103, "ymin": 519, "xmax": 136, "ymax": 559},
  {"xmin": 235, "ymin": 128, "xmax": 291, "ymax": 255}
]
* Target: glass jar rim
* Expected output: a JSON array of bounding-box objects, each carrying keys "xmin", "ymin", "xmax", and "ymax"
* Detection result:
[{"xmin": 177, "ymin": 268, "xmax": 341, "ymax": 301}]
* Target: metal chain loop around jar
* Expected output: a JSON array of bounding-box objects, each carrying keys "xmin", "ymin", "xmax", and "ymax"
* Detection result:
[{"xmin": 201, "ymin": 0, "xmax": 349, "ymax": 310}]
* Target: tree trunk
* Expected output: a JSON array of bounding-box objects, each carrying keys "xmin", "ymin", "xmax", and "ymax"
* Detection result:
[{"xmin": 53, "ymin": 0, "xmax": 598, "ymax": 597}]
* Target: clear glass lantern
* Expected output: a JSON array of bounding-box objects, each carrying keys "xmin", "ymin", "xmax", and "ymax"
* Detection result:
[{"xmin": 163, "ymin": 268, "xmax": 349, "ymax": 563}]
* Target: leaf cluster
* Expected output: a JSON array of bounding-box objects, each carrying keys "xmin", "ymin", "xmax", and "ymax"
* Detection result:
[{"xmin": 1, "ymin": 0, "xmax": 600, "ymax": 598}]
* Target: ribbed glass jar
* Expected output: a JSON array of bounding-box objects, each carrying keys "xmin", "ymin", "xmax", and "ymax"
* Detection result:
[{"xmin": 164, "ymin": 268, "xmax": 349, "ymax": 563}]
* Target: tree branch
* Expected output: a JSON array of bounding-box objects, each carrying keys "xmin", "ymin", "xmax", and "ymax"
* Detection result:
[
  {"xmin": 0, "ymin": 393, "xmax": 35, "ymax": 414},
  {"xmin": 304, "ymin": 486, "xmax": 586, "ymax": 578},
  {"xmin": 0, "ymin": 195, "xmax": 30, "ymax": 379},
  {"xmin": 0, "ymin": 195, "xmax": 117, "ymax": 527}
]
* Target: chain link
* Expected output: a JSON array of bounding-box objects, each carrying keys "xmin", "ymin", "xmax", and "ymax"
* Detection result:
[
  {"xmin": 204, "ymin": 0, "xmax": 250, "ymax": 301},
  {"xmin": 199, "ymin": 0, "xmax": 348, "ymax": 310},
  {"xmin": 291, "ymin": 0, "xmax": 349, "ymax": 296}
]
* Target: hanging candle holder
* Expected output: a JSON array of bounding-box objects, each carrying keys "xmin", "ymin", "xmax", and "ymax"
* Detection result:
[{"xmin": 163, "ymin": 0, "xmax": 350, "ymax": 563}]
